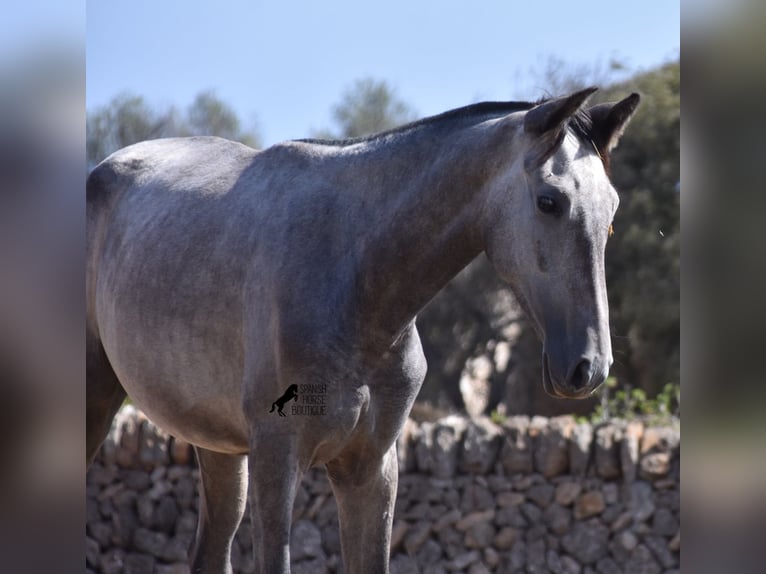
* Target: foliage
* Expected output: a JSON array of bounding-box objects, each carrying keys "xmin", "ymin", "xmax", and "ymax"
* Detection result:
[
  {"xmin": 599, "ymin": 62, "xmax": 680, "ymax": 395},
  {"xmin": 86, "ymin": 90, "xmax": 261, "ymax": 169},
  {"xmin": 583, "ymin": 379, "xmax": 680, "ymax": 425},
  {"xmin": 313, "ymin": 78, "xmax": 417, "ymax": 139}
]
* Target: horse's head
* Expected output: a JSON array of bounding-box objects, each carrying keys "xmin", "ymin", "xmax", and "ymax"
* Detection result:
[{"xmin": 483, "ymin": 88, "xmax": 640, "ymax": 399}]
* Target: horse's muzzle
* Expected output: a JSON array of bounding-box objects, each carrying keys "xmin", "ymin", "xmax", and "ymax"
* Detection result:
[{"xmin": 542, "ymin": 352, "xmax": 610, "ymax": 399}]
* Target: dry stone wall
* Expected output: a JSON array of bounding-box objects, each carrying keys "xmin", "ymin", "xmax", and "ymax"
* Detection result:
[{"xmin": 86, "ymin": 406, "xmax": 680, "ymax": 573}]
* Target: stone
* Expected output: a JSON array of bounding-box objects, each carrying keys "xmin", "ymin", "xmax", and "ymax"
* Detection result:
[
  {"xmin": 432, "ymin": 509, "xmax": 461, "ymax": 532},
  {"xmin": 468, "ymin": 563, "xmax": 492, "ymax": 574},
  {"xmin": 495, "ymin": 504, "xmax": 528, "ymax": 528},
  {"xmin": 525, "ymin": 524, "xmax": 547, "ymax": 543},
  {"xmin": 507, "ymin": 539, "xmax": 526, "ymax": 571},
  {"xmin": 602, "ymin": 482, "xmax": 619, "ymax": 505},
  {"xmin": 644, "ymin": 535, "xmax": 677, "ymax": 568},
  {"xmin": 533, "ymin": 416, "xmax": 575, "ymax": 478},
  {"xmin": 484, "ymin": 547, "xmax": 500, "ymax": 568},
  {"xmin": 460, "ymin": 417, "xmax": 503, "ymax": 474},
  {"xmin": 115, "ymin": 407, "xmax": 144, "ymax": 468},
  {"xmin": 493, "ymin": 526, "xmax": 518, "ymax": 550},
  {"xmin": 610, "ymin": 510, "xmax": 633, "ymax": 531},
  {"xmin": 124, "ymin": 553, "xmax": 156, "ymax": 574},
  {"xmin": 176, "ymin": 510, "xmax": 198, "ymax": 533},
  {"xmin": 317, "ymin": 496, "xmax": 338, "ymax": 526},
  {"xmin": 111, "ymin": 504, "xmax": 139, "ymax": 547},
  {"xmin": 404, "ymin": 501, "xmax": 430, "ymax": 521},
  {"xmin": 170, "ymin": 437, "xmax": 193, "ymax": 465},
  {"xmin": 292, "ymin": 556, "xmax": 328, "ymax": 574},
  {"xmin": 133, "ymin": 527, "xmax": 169, "ymax": 556},
  {"xmin": 628, "ymin": 481, "xmax": 656, "ymax": 523},
  {"xmin": 390, "ymin": 520, "xmax": 410, "ymax": 552},
  {"xmin": 594, "ymin": 423, "xmax": 622, "ymax": 480},
  {"xmin": 497, "ymin": 491, "xmax": 525, "ymax": 507},
  {"xmin": 460, "ymin": 483, "xmax": 495, "ymax": 512},
  {"xmin": 595, "ymin": 557, "xmax": 621, "ymax": 574},
  {"xmin": 456, "ymin": 509, "xmax": 495, "ymax": 531},
  {"xmin": 555, "ymin": 481, "xmax": 582, "ymax": 506},
  {"xmin": 390, "ymin": 553, "xmax": 419, "ymax": 574},
  {"xmin": 172, "ymin": 476, "xmax": 196, "ymax": 509},
  {"xmin": 560, "ymin": 554, "xmax": 582, "ymax": 574},
  {"xmin": 639, "ymin": 452, "xmax": 672, "ymax": 480},
  {"xmin": 167, "ymin": 465, "xmax": 189, "ymax": 481},
  {"xmin": 155, "ymin": 564, "xmax": 190, "ymax": 574},
  {"xmin": 320, "ymin": 523, "xmax": 341, "ymax": 556},
  {"xmin": 290, "ymin": 520, "xmax": 324, "ymax": 561},
  {"xmin": 139, "ymin": 418, "xmax": 170, "ymax": 468},
  {"xmin": 136, "ymin": 494, "xmax": 155, "ymax": 528},
  {"xmin": 574, "ymin": 491, "xmax": 606, "ymax": 520},
  {"xmin": 617, "ymin": 529, "xmax": 638, "ymax": 551},
  {"xmin": 561, "ymin": 518, "xmax": 610, "ymax": 564},
  {"xmin": 464, "ymin": 521, "xmax": 496, "ymax": 549},
  {"xmin": 444, "ymin": 550, "xmax": 480, "ymax": 571},
  {"xmin": 621, "ymin": 421, "xmax": 643, "ymax": 483},
  {"xmin": 641, "ymin": 426, "xmax": 680, "ymax": 455},
  {"xmin": 398, "ymin": 418, "xmax": 419, "ymax": 473},
  {"xmin": 569, "ymin": 422, "xmax": 593, "ymax": 475},
  {"xmin": 88, "ymin": 521, "xmax": 112, "ymax": 547},
  {"xmin": 160, "ymin": 535, "xmax": 192, "ymax": 562},
  {"xmin": 546, "ymin": 550, "xmax": 563, "ymax": 573},
  {"xmin": 156, "ymin": 496, "xmax": 180, "ymax": 534},
  {"xmin": 100, "ymin": 548, "xmax": 125, "ymax": 574},
  {"xmin": 623, "ymin": 544, "xmax": 661, "ymax": 574},
  {"xmin": 544, "ymin": 503, "xmax": 572, "ymax": 535},
  {"xmin": 651, "ymin": 507, "xmax": 678, "ymax": 536},
  {"xmin": 500, "ymin": 416, "xmax": 533, "ymax": 474},
  {"xmin": 415, "ymin": 417, "xmax": 468, "ymax": 478},
  {"xmin": 90, "ymin": 463, "xmax": 119, "ymax": 486},
  {"xmin": 403, "ymin": 521, "xmax": 432, "ymax": 556},
  {"xmin": 665, "ymin": 531, "xmax": 679, "ymax": 552},
  {"xmin": 526, "ymin": 538, "xmax": 547, "ymax": 572},
  {"xmin": 527, "ymin": 483, "xmax": 555, "ymax": 508},
  {"xmin": 416, "ymin": 539, "xmax": 443, "ymax": 566},
  {"xmin": 85, "ymin": 536, "xmax": 100, "ymax": 568},
  {"xmin": 520, "ymin": 502, "xmax": 542, "ymax": 523}
]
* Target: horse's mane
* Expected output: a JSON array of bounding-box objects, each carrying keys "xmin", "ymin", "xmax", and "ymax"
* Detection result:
[{"xmin": 296, "ymin": 98, "xmax": 597, "ymax": 154}]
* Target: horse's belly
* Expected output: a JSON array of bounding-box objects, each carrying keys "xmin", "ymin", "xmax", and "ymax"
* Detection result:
[{"xmin": 96, "ymin": 286, "xmax": 250, "ymax": 453}]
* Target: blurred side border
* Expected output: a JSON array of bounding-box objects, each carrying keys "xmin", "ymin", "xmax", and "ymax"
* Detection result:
[
  {"xmin": 0, "ymin": 2, "xmax": 85, "ymax": 573},
  {"xmin": 683, "ymin": 0, "xmax": 766, "ymax": 572}
]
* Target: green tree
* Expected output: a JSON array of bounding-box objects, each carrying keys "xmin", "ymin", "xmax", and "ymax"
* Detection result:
[
  {"xmin": 87, "ymin": 93, "xmax": 178, "ymax": 169},
  {"xmin": 87, "ymin": 91, "xmax": 260, "ymax": 169},
  {"xmin": 600, "ymin": 62, "xmax": 680, "ymax": 395},
  {"xmin": 315, "ymin": 78, "xmax": 417, "ymax": 139},
  {"xmin": 186, "ymin": 90, "xmax": 259, "ymax": 147}
]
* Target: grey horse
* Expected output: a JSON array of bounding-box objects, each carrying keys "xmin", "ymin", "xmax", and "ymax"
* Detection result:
[{"xmin": 86, "ymin": 87, "xmax": 639, "ymax": 573}]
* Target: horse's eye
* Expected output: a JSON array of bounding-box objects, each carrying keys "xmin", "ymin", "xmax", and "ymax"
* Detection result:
[{"xmin": 537, "ymin": 196, "xmax": 558, "ymax": 214}]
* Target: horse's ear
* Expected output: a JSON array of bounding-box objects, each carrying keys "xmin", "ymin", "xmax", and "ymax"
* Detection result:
[
  {"xmin": 524, "ymin": 87, "xmax": 598, "ymax": 136},
  {"xmin": 588, "ymin": 93, "xmax": 641, "ymax": 155}
]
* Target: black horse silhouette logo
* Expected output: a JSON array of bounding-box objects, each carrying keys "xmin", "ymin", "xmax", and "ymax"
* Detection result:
[{"xmin": 269, "ymin": 384, "xmax": 298, "ymax": 416}]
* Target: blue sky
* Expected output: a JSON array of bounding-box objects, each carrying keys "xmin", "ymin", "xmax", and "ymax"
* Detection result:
[{"xmin": 87, "ymin": 0, "xmax": 679, "ymax": 146}]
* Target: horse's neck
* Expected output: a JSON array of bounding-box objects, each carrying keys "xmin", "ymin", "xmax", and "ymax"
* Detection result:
[{"xmin": 348, "ymin": 122, "xmax": 511, "ymax": 346}]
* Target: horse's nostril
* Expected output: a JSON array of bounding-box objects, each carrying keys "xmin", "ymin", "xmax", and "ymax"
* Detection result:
[{"xmin": 569, "ymin": 359, "xmax": 592, "ymax": 390}]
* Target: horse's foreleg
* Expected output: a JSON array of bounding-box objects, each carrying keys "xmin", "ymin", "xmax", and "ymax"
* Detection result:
[
  {"xmin": 328, "ymin": 443, "xmax": 398, "ymax": 574},
  {"xmin": 248, "ymin": 432, "xmax": 302, "ymax": 574},
  {"xmin": 190, "ymin": 448, "xmax": 248, "ymax": 574}
]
